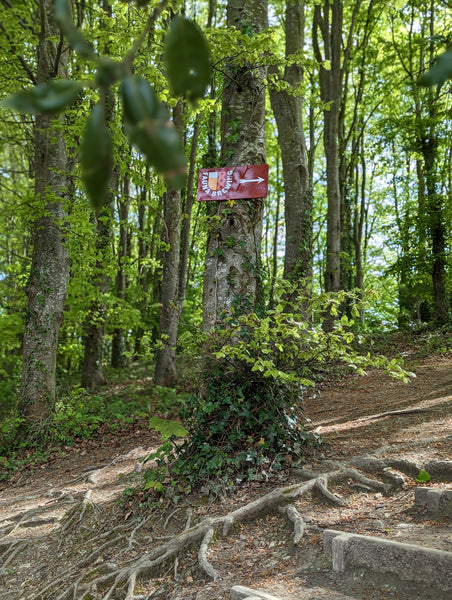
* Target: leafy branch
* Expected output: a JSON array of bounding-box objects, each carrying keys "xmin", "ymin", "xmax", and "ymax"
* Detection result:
[{"xmin": 1, "ymin": 0, "xmax": 211, "ymax": 210}]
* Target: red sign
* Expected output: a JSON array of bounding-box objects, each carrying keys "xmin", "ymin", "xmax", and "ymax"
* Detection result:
[{"xmin": 197, "ymin": 164, "xmax": 268, "ymax": 202}]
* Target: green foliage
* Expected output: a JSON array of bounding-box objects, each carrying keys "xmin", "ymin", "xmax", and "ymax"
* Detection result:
[
  {"xmin": 202, "ymin": 287, "xmax": 413, "ymax": 384},
  {"xmin": 80, "ymin": 103, "xmax": 113, "ymax": 211},
  {"xmin": 416, "ymin": 469, "xmax": 431, "ymax": 482},
  {"xmin": 1, "ymin": 80, "xmax": 83, "ymax": 114},
  {"xmin": 418, "ymin": 47, "xmax": 452, "ymax": 87},
  {"xmin": 164, "ymin": 15, "xmax": 211, "ymax": 103},
  {"xmin": 1, "ymin": 1, "xmax": 212, "ymax": 208},
  {"xmin": 0, "ymin": 382, "xmax": 148, "ymax": 453},
  {"xmin": 148, "ymin": 416, "xmax": 188, "ymax": 440},
  {"xmin": 139, "ymin": 286, "xmax": 416, "ymax": 500}
]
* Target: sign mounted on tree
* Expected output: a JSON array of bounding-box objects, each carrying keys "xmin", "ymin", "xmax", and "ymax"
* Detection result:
[{"xmin": 197, "ymin": 164, "xmax": 268, "ymax": 201}]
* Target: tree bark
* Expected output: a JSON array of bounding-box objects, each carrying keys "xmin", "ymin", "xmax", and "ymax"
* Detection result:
[
  {"xmin": 154, "ymin": 101, "xmax": 184, "ymax": 387},
  {"xmin": 80, "ymin": 207, "xmax": 111, "ymax": 389},
  {"xmin": 313, "ymin": 0, "xmax": 342, "ymax": 302},
  {"xmin": 111, "ymin": 177, "xmax": 129, "ymax": 368},
  {"xmin": 202, "ymin": 0, "xmax": 267, "ymax": 331},
  {"xmin": 81, "ymin": 83, "xmax": 116, "ymax": 387},
  {"xmin": 269, "ymin": 0, "xmax": 312, "ymax": 286},
  {"xmin": 19, "ymin": 0, "xmax": 71, "ymax": 423}
]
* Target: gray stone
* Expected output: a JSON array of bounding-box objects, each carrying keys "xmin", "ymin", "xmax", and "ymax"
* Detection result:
[
  {"xmin": 415, "ymin": 486, "xmax": 452, "ymax": 516},
  {"xmin": 424, "ymin": 460, "xmax": 452, "ymax": 481},
  {"xmin": 230, "ymin": 586, "xmax": 282, "ymax": 600},
  {"xmin": 323, "ymin": 529, "xmax": 452, "ymax": 593}
]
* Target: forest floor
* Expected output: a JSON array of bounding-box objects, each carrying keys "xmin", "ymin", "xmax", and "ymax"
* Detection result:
[{"xmin": 0, "ymin": 339, "xmax": 451, "ymax": 600}]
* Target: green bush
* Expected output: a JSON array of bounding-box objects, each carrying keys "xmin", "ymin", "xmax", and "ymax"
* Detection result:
[{"xmin": 142, "ymin": 286, "xmax": 412, "ymax": 498}]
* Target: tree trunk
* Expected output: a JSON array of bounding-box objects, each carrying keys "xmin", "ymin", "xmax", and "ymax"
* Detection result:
[
  {"xmin": 313, "ymin": 0, "xmax": 343, "ymax": 326},
  {"xmin": 19, "ymin": 0, "xmax": 71, "ymax": 423},
  {"xmin": 202, "ymin": 0, "xmax": 267, "ymax": 331},
  {"xmin": 154, "ymin": 102, "xmax": 184, "ymax": 387},
  {"xmin": 178, "ymin": 116, "xmax": 200, "ymax": 312},
  {"xmin": 269, "ymin": 0, "xmax": 312, "ymax": 286},
  {"xmin": 134, "ymin": 172, "xmax": 151, "ymax": 356},
  {"xmin": 111, "ymin": 177, "xmax": 129, "ymax": 368},
  {"xmin": 80, "ymin": 208, "xmax": 111, "ymax": 389},
  {"xmin": 81, "ymin": 84, "xmax": 116, "ymax": 387}
]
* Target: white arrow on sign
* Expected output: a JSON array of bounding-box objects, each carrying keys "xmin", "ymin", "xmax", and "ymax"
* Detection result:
[{"xmin": 238, "ymin": 176, "xmax": 265, "ymax": 184}]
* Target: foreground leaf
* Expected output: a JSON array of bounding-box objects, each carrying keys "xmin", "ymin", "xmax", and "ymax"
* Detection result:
[
  {"xmin": 416, "ymin": 469, "xmax": 431, "ymax": 482},
  {"xmin": 148, "ymin": 417, "xmax": 188, "ymax": 440},
  {"xmin": 418, "ymin": 48, "xmax": 452, "ymax": 87},
  {"xmin": 121, "ymin": 76, "xmax": 187, "ymax": 188},
  {"xmin": 164, "ymin": 15, "xmax": 211, "ymax": 102},
  {"xmin": 81, "ymin": 103, "xmax": 113, "ymax": 211},
  {"xmin": 55, "ymin": 0, "xmax": 94, "ymax": 59},
  {"xmin": 1, "ymin": 80, "xmax": 83, "ymax": 114},
  {"xmin": 120, "ymin": 75, "xmax": 162, "ymax": 124}
]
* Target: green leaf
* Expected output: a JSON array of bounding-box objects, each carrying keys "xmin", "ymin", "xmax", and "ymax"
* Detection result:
[
  {"xmin": 120, "ymin": 75, "xmax": 162, "ymax": 124},
  {"xmin": 148, "ymin": 417, "xmax": 188, "ymax": 440},
  {"xmin": 418, "ymin": 48, "xmax": 452, "ymax": 87},
  {"xmin": 95, "ymin": 58, "xmax": 124, "ymax": 87},
  {"xmin": 55, "ymin": 0, "xmax": 94, "ymax": 59},
  {"xmin": 164, "ymin": 15, "xmax": 211, "ymax": 102},
  {"xmin": 1, "ymin": 80, "xmax": 83, "ymax": 114},
  {"xmin": 121, "ymin": 76, "xmax": 187, "ymax": 188},
  {"xmin": 416, "ymin": 469, "xmax": 431, "ymax": 482},
  {"xmin": 81, "ymin": 103, "xmax": 113, "ymax": 212}
]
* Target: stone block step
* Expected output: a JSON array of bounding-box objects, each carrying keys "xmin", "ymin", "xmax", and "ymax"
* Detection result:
[
  {"xmin": 323, "ymin": 528, "xmax": 452, "ymax": 596},
  {"xmin": 230, "ymin": 586, "xmax": 282, "ymax": 600},
  {"xmin": 414, "ymin": 486, "xmax": 452, "ymax": 516}
]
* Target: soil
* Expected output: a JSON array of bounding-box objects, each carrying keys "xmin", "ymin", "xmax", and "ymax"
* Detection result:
[{"xmin": 0, "ymin": 351, "xmax": 451, "ymax": 600}]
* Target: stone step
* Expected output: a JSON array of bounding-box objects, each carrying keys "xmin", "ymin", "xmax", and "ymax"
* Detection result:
[
  {"xmin": 323, "ymin": 528, "xmax": 452, "ymax": 597},
  {"xmin": 414, "ymin": 486, "xmax": 452, "ymax": 516},
  {"xmin": 230, "ymin": 586, "xmax": 282, "ymax": 600}
]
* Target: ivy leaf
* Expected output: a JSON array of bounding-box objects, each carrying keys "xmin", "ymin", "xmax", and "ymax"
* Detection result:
[
  {"xmin": 1, "ymin": 80, "xmax": 83, "ymax": 114},
  {"xmin": 418, "ymin": 48, "xmax": 452, "ymax": 87},
  {"xmin": 416, "ymin": 469, "xmax": 431, "ymax": 482},
  {"xmin": 164, "ymin": 15, "xmax": 211, "ymax": 102},
  {"xmin": 55, "ymin": 0, "xmax": 94, "ymax": 59},
  {"xmin": 120, "ymin": 75, "xmax": 187, "ymax": 189},
  {"xmin": 148, "ymin": 417, "xmax": 188, "ymax": 440},
  {"xmin": 81, "ymin": 103, "xmax": 113, "ymax": 212}
]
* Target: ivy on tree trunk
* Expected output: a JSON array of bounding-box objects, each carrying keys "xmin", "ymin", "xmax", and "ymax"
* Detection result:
[
  {"xmin": 202, "ymin": 0, "xmax": 268, "ymax": 331},
  {"xmin": 19, "ymin": 0, "xmax": 71, "ymax": 423}
]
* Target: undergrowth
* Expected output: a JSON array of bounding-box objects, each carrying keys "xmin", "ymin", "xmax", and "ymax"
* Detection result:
[
  {"xmin": 140, "ymin": 286, "xmax": 416, "ymax": 501},
  {"xmin": 0, "ymin": 377, "xmax": 184, "ymax": 481}
]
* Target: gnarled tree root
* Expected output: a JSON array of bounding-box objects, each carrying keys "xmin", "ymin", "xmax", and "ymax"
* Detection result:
[{"xmin": 16, "ymin": 457, "xmax": 451, "ymax": 600}]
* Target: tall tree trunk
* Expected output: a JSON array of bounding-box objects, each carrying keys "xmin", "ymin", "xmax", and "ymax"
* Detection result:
[
  {"xmin": 19, "ymin": 0, "xmax": 71, "ymax": 423},
  {"xmin": 80, "ymin": 207, "xmax": 111, "ymax": 389},
  {"xmin": 423, "ymin": 3, "xmax": 448, "ymax": 325},
  {"xmin": 111, "ymin": 176, "xmax": 129, "ymax": 368},
  {"xmin": 313, "ymin": 0, "xmax": 343, "ymax": 307},
  {"xmin": 154, "ymin": 101, "xmax": 184, "ymax": 387},
  {"xmin": 178, "ymin": 116, "xmax": 200, "ymax": 312},
  {"xmin": 202, "ymin": 0, "xmax": 267, "ymax": 331},
  {"xmin": 269, "ymin": 0, "xmax": 312, "ymax": 286},
  {"xmin": 81, "ymin": 89, "xmax": 116, "ymax": 387},
  {"xmin": 134, "ymin": 171, "xmax": 151, "ymax": 356}
]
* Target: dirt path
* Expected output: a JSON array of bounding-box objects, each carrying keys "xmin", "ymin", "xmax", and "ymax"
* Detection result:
[{"xmin": 0, "ymin": 355, "xmax": 451, "ymax": 600}]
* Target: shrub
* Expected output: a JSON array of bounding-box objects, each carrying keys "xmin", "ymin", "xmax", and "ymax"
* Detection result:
[{"xmin": 142, "ymin": 286, "xmax": 412, "ymax": 498}]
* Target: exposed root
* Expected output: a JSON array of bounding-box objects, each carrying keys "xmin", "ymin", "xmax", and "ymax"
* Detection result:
[
  {"xmin": 59, "ymin": 489, "xmax": 95, "ymax": 537},
  {"xmin": 0, "ymin": 540, "xmax": 27, "ymax": 576},
  {"xmin": 279, "ymin": 505, "xmax": 305, "ymax": 544},
  {"xmin": 315, "ymin": 475, "xmax": 345, "ymax": 506},
  {"xmin": 198, "ymin": 527, "xmax": 218, "ymax": 580},
  {"xmin": 7, "ymin": 453, "xmax": 446, "ymax": 600}
]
